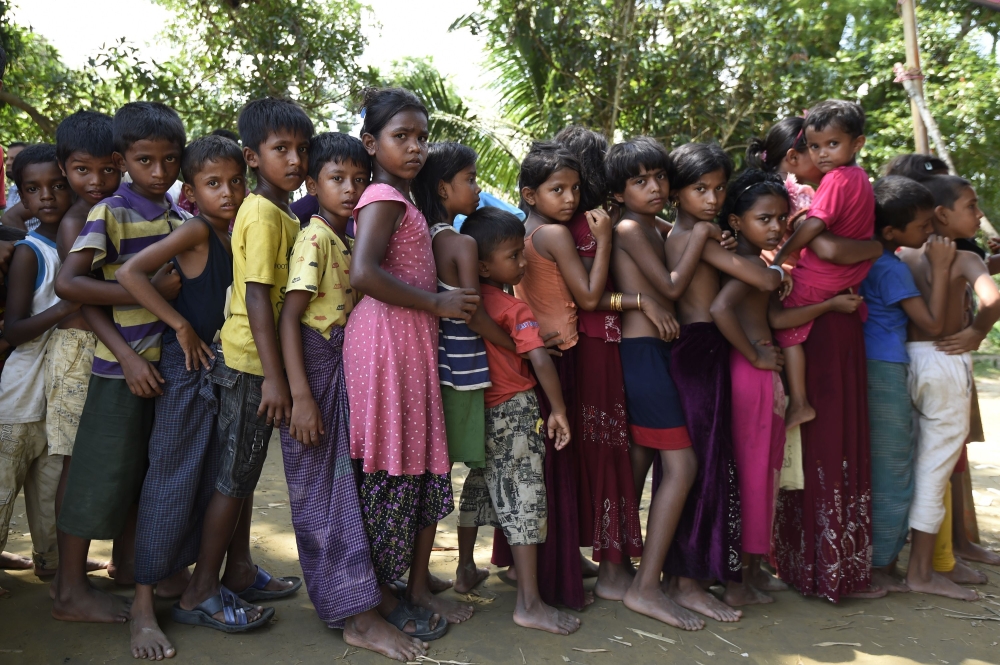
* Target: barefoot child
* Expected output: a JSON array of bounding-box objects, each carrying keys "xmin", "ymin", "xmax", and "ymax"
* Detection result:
[
  {"xmin": 661, "ymin": 143, "xmax": 783, "ymax": 623},
  {"xmin": 898, "ymin": 174, "xmax": 1000, "ymax": 601},
  {"xmin": 117, "ymin": 134, "xmax": 250, "ymax": 655},
  {"xmin": 858, "ymin": 176, "xmax": 955, "ymax": 593},
  {"xmin": 53, "ymin": 103, "xmax": 188, "ymax": 623},
  {"xmin": 346, "ymin": 87, "xmax": 478, "ymax": 638},
  {"xmin": 278, "ymin": 131, "xmax": 428, "ymax": 661},
  {"xmin": 412, "ymin": 142, "xmax": 515, "ymax": 595},
  {"xmin": 0, "ymin": 145, "xmax": 77, "ymax": 596},
  {"xmin": 460, "ymin": 206, "xmax": 578, "ymax": 635},
  {"xmin": 769, "ymin": 100, "xmax": 883, "ymax": 429}
]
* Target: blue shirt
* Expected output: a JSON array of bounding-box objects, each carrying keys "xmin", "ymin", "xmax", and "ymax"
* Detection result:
[{"xmin": 859, "ymin": 249, "xmax": 922, "ymax": 364}]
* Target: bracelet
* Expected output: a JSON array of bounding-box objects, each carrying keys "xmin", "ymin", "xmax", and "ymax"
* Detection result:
[
  {"xmin": 611, "ymin": 292, "xmax": 623, "ymax": 312},
  {"xmin": 637, "ymin": 293, "xmax": 642, "ymax": 310},
  {"xmin": 767, "ymin": 264, "xmax": 786, "ymax": 280}
]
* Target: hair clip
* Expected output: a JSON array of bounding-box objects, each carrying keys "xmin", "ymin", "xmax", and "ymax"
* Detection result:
[
  {"xmin": 761, "ymin": 150, "xmax": 768, "ymax": 162},
  {"xmin": 360, "ymin": 107, "xmax": 367, "ymax": 119}
]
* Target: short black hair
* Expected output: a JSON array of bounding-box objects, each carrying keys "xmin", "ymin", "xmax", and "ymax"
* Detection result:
[
  {"xmin": 804, "ymin": 99, "xmax": 866, "ymax": 139},
  {"xmin": 359, "ymin": 87, "xmax": 428, "ymax": 139},
  {"xmin": 210, "ymin": 128, "xmax": 240, "ymax": 144},
  {"xmin": 12, "ymin": 143, "xmax": 59, "ymax": 191},
  {"xmin": 923, "ymin": 174, "xmax": 973, "ymax": 210},
  {"xmin": 238, "ymin": 97, "xmax": 315, "ymax": 154},
  {"xmin": 719, "ymin": 169, "xmax": 789, "ymax": 234},
  {"xmin": 883, "ymin": 153, "xmax": 949, "ymax": 181},
  {"xmin": 307, "ymin": 132, "xmax": 371, "ymax": 181},
  {"xmin": 517, "ymin": 141, "xmax": 580, "ymax": 214},
  {"xmin": 113, "ymin": 102, "xmax": 186, "ymax": 155},
  {"xmin": 181, "ymin": 135, "xmax": 246, "ymax": 184},
  {"xmin": 605, "ymin": 137, "xmax": 671, "ymax": 195},
  {"xmin": 8, "ymin": 141, "xmax": 27, "ymax": 151},
  {"xmin": 412, "ymin": 142, "xmax": 477, "ymax": 224},
  {"xmin": 461, "ymin": 207, "xmax": 526, "ymax": 260},
  {"xmin": 554, "ymin": 126, "xmax": 608, "ymax": 211},
  {"xmin": 56, "ymin": 111, "xmax": 115, "ymax": 165},
  {"xmin": 667, "ymin": 142, "xmax": 732, "ymax": 192},
  {"xmin": 873, "ymin": 176, "xmax": 935, "ymax": 233}
]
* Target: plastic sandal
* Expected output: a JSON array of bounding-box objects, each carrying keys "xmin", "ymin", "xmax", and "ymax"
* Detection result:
[
  {"xmin": 172, "ymin": 587, "xmax": 274, "ymax": 633},
  {"xmin": 237, "ymin": 565, "xmax": 302, "ymax": 602}
]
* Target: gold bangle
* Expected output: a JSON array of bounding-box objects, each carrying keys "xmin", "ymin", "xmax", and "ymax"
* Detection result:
[
  {"xmin": 611, "ymin": 292, "xmax": 623, "ymax": 312},
  {"xmin": 637, "ymin": 293, "xmax": 641, "ymax": 310}
]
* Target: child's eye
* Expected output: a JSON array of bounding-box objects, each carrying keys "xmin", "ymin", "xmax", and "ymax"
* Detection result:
[
  {"xmin": 396, "ymin": 133, "xmax": 406, "ymax": 140},
  {"xmin": 76, "ymin": 166, "xmax": 88, "ymax": 173},
  {"xmin": 166, "ymin": 156, "xmax": 177, "ymax": 162},
  {"xmin": 208, "ymin": 180, "xmax": 218, "ymax": 187},
  {"xmin": 553, "ymin": 187, "xmax": 562, "ymax": 193},
  {"xmin": 275, "ymin": 146, "xmax": 286, "ymax": 152},
  {"xmin": 103, "ymin": 167, "xmax": 117, "ymax": 174},
  {"xmin": 139, "ymin": 158, "xmax": 151, "ymax": 164}
]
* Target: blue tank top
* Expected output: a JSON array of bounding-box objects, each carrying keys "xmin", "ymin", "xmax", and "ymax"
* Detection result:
[{"xmin": 164, "ymin": 217, "xmax": 234, "ymax": 346}]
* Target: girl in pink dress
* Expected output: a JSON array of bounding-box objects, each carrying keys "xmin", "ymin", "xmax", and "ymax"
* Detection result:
[{"xmin": 345, "ymin": 87, "xmax": 481, "ymax": 636}]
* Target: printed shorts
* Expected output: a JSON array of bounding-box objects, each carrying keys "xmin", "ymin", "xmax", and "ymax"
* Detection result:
[
  {"xmin": 209, "ymin": 354, "xmax": 272, "ymax": 498},
  {"xmin": 44, "ymin": 329, "xmax": 96, "ymax": 456}
]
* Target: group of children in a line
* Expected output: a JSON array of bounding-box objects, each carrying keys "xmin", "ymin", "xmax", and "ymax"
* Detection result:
[{"xmin": 1, "ymin": 80, "xmax": 998, "ymax": 663}]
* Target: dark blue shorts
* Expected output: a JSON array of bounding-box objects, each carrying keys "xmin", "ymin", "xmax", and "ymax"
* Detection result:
[{"xmin": 619, "ymin": 337, "xmax": 691, "ymax": 450}]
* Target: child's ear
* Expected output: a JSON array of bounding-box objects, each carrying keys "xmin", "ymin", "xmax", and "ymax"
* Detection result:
[
  {"xmin": 521, "ymin": 186, "xmax": 536, "ymax": 208},
  {"xmin": 727, "ymin": 214, "xmax": 741, "ymax": 233},
  {"xmin": 361, "ymin": 133, "xmax": 378, "ymax": 157},
  {"xmin": 784, "ymin": 148, "xmax": 799, "ymax": 167},
  {"xmin": 879, "ymin": 224, "xmax": 896, "ymax": 242},
  {"xmin": 181, "ymin": 182, "xmax": 197, "ymax": 208},
  {"xmin": 58, "ymin": 162, "xmax": 67, "ymax": 178},
  {"xmin": 613, "ymin": 191, "xmax": 625, "ymax": 204},
  {"xmin": 437, "ymin": 180, "xmax": 449, "ymax": 201},
  {"xmin": 933, "ymin": 204, "xmax": 949, "ymax": 225},
  {"xmin": 305, "ymin": 175, "xmax": 319, "ymax": 196},
  {"xmin": 477, "ymin": 259, "xmax": 491, "ymax": 279},
  {"xmin": 112, "ymin": 152, "xmax": 127, "ymax": 174},
  {"xmin": 851, "ymin": 134, "xmax": 867, "ymax": 154},
  {"xmin": 243, "ymin": 147, "xmax": 260, "ymax": 170}
]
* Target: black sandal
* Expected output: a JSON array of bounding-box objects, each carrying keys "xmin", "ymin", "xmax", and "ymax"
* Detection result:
[{"xmin": 384, "ymin": 598, "xmax": 448, "ymax": 641}]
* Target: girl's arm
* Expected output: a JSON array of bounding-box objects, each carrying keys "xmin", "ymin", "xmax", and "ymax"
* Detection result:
[
  {"xmin": 82, "ymin": 305, "xmax": 164, "ymax": 398},
  {"xmin": 710, "ymin": 276, "xmax": 781, "ymax": 370},
  {"xmin": 770, "ymin": 216, "xmax": 826, "ymax": 267},
  {"xmin": 3, "ymin": 245, "xmax": 79, "ymax": 346},
  {"xmin": 768, "ymin": 292, "xmax": 863, "ymax": 330},
  {"xmin": 279, "ymin": 290, "xmax": 323, "ymax": 446},
  {"xmin": 526, "ymin": 347, "xmax": 571, "ymax": 450},
  {"xmin": 351, "ymin": 201, "xmax": 478, "ymax": 319},
  {"xmin": 807, "ymin": 231, "xmax": 882, "ymax": 265},
  {"xmin": 617, "ymin": 220, "xmax": 719, "ymax": 301},
  {"xmin": 450, "ymin": 233, "xmax": 515, "ymax": 352},
  {"xmin": 700, "ymin": 241, "xmax": 782, "ymax": 292},
  {"xmin": 536, "ymin": 210, "xmax": 612, "ymax": 311},
  {"xmin": 900, "ymin": 235, "xmax": 954, "ymax": 337},
  {"xmin": 56, "ymin": 249, "xmax": 181, "ymax": 306},
  {"xmin": 117, "ymin": 219, "xmax": 214, "ymax": 370}
]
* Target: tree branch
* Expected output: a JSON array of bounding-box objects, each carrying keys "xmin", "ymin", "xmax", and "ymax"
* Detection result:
[{"xmin": 0, "ymin": 91, "xmax": 57, "ymax": 137}]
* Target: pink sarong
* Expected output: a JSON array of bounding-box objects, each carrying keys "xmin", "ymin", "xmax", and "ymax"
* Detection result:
[{"xmin": 730, "ymin": 348, "xmax": 786, "ymax": 555}]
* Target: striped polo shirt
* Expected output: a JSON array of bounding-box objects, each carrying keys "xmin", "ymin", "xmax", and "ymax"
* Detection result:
[{"xmin": 71, "ymin": 182, "xmax": 189, "ymax": 378}]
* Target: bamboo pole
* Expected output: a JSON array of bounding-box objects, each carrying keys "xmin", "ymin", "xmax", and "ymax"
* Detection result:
[{"xmin": 900, "ymin": 0, "xmax": 930, "ymax": 153}]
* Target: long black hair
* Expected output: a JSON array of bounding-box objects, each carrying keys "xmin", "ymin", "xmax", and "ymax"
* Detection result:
[
  {"xmin": 359, "ymin": 87, "xmax": 428, "ymax": 139},
  {"xmin": 745, "ymin": 117, "xmax": 807, "ymax": 173},
  {"xmin": 719, "ymin": 169, "xmax": 789, "ymax": 235},
  {"xmin": 517, "ymin": 141, "xmax": 580, "ymax": 215},
  {"xmin": 411, "ymin": 142, "xmax": 477, "ymax": 224},
  {"xmin": 554, "ymin": 125, "xmax": 608, "ymax": 211}
]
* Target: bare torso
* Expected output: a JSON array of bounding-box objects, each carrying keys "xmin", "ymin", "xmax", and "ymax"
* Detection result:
[
  {"xmin": 56, "ymin": 200, "xmax": 91, "ymax": 331},
  {"xmin": 612, "ymin": 217, "xmax": 676, "ymax": 339},
  {"xmin": 665, "ymin": 221, "xmax": 718, "ymax": 325},
  {"xmin": 902, "ymin": 247, "xmax": 977, "ymax": 342}
]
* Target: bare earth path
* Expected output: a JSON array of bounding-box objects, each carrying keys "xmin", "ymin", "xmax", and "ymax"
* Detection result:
[{"xmin": 3, "ymin": 380, "xmax": 1000, "ymax": 663}]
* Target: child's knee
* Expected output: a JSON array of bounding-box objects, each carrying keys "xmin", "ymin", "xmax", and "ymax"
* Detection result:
[{"xmin": 661, "ymin": 448, "xmax": 698, "ymax": 486}]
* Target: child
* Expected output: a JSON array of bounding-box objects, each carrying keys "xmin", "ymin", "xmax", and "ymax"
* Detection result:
[
  {"xmin": 345, "ymin": 87, "xmax": 478, "ymax": 636},
  {"xmin": 53, "ymin": 102, "xmax": 188, "ymax": 623},
  {"xmin": 461, "ymin": 206, "xmax": 577, "ymax": 634},
  {"xmin": 278, "ymin": 131, "xmax": 428, "ymax": 660},
  {"xmin": 412, "ymin": 142, "xmax": 514, "ymax": 595},
  {"xmin": 116, "ymin": 134, "xmax": 248, "ymax": 656},
  {"xmin": 0, "ymin": 145, "xmax": 77, "ymax": 597},
  {"xmin": 44, "ymin": 111, "xmax": 121, "ymax": 579},
  {"xmin": 899, "ymin": 174, "xmax": 1000, "ymax": 601},
  {"xmin": 858, "ymin": 176, "xmax": 955, "ymax": 593},
  {"xmin": 605, "ymin": 136, "xmax": 730, "ymax": 630},
  {"xmin": 661, "ymin": 143, "xmax": 783, "ymax": 623},
  {"xmin": 746, "ymin": 116, "xmax": 822, "ymax": 220},
  {"xmin": 769, "ymin": 100, "xmax": 883, "ymax": 429},
  {"xmin": 174, "ymin": 97, "xmax": 312, "ymax": 629}
]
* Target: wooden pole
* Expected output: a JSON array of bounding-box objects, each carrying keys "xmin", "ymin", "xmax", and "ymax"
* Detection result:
[{"xmin": 900, "ymin": 0, "xmax": 930, "ymax": 154}]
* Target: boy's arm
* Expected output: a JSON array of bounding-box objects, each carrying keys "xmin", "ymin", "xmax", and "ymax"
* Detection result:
[
  {"xmin": 900, "ymin": 235, "xmax": 955, "ymax": 337},
  {"xmin": 279, "ymin": 290, "xmax": 322, "ymax": 446},
  {"xmin": 247, "ymin": 281, "xmax": 291, "ymax": 426},
  {"xmin": 56, "ymin": 248, "xmax": 181, "ymax": 306},
  {"xmin": 0, "ymin": 202, "xmax": 29, "ymax": 231},
  {"xmin": 807, "ymin": 231, "xmax": 882, "ymax": 265},
  {"xmin": 117, "ymin": 220, "xmax": 213, "ymax": 370},
  {"xmin": 617, "ymin": 219, "xmax": 717, "ymax": 300},
  {"xmin": 452, "ymin": 234, "xmax": 516, "ymax": 351},
  {"xmin": 3, "ymin": 245, "xmax": 79, "ymax": 346},
  {"xmin": 771, "ymin": 217, "xmax": 827, "ymax": 267},
  {"xmin": 81, "ymin": 305, "xmax": 164, "ymax": 397},
  {"xmin": 768, "ymin": 292, "xmax": 863, "ymax": 330},
  {"xmin": 700, "ymin": 241, "xmax": 782, "ymax": 292},
  {"xmin": 710, "ymin": 276, "xmax": 781, "ymax": 370},
  {"xmin": 935, "ymin": 253, "xmax": 1000, "ymax": 355},
  {"xmin": 526, "ymin": 347, "xmax": 571, "ymax": 449}
]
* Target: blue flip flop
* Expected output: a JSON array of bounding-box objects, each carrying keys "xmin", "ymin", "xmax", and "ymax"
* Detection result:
[
  {"xmin": 172, "ymin": 587, "xmax": 274, "ymax": 633},
  {"xmin": 237, "ymin": 565, "xmax": 302, "ymax": 602}
]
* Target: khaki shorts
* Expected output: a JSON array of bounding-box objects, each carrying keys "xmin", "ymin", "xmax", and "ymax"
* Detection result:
[
  {"xmin": 44, "ymin": 329, "xmax": 96, "ymax": 456},
  {"xmin": 0, "ymin": 421, "xmax": 62, "ymax": 568}
]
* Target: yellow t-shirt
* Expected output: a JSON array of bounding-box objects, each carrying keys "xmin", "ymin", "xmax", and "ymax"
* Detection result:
[
  {"xmin": 286, "ymin": 216, "xmax": 356, "ymax": 338},
  {"xmin": 220, "ymin": 193, "xmax": 299, "ymax": 375}
]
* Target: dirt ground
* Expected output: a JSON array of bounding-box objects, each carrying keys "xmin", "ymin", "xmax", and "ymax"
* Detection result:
[{"xmin": 3, "ymin": 382, "xmax": 1000, "ymax": 665}]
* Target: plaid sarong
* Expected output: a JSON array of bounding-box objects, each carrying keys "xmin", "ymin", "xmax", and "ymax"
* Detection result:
[{"xmin": 280, "ymin": 324, "xmax": 381, "ymax": 627}]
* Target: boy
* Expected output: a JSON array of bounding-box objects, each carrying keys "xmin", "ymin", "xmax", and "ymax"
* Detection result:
[
  {"xmin": 0, "ymin": 145, "xmax": 77, "ymax": 596},
  {"xmin": 176, "ymin": 97, "xmax": 313, "ymax": 627},
  {"xmin": 52, "ymin": 102, "xmax": 187, "ymax": 623},
  {"xmin": 606, "ymin": 137, "xmax": 730, "ymax": 630},
  {"xmin": 117, "ymin": 134, "xmax": 249, "ymax": 657},
  {"xmin": 899, "ymin": 174, "xmax": 1000, "ymax": 601},
  {"xmin": 860, "ymin": 176, "xmax": 955, "ymax": 593},
  {"xmin": 41, "ymin": 111, "xmax": 122, "ymax": 580},
  {"xmin": 460, "ymin": 207, "xmax": 577, "ymax": 635}
]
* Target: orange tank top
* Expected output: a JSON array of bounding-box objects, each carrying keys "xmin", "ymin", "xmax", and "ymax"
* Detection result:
[{"xmin": 513, "ymin": 226, "xmax": 579, "ymax": 350}]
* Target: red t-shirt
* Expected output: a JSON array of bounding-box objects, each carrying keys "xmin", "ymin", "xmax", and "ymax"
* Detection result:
[
  {"xmin": 565, "ymin": 212, "xmax": 621, "ymax": 342},
  {"xmin": 481, "ymin": 283, "xmax": 544, "ymax": 408}
]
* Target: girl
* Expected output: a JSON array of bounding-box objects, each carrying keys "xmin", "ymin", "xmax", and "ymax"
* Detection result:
[
  {"xmin": 710, "ymin": 169, "xmax": 861, "ymax": 607},
  {"xmin": 745, "ymin": 116, "xmax": 823, "ymax": 223},
  {"xmin": 411, "ymin": 142, "xmax": 515, "ymax": 595},
  {"xmin": 345, "ymin": 87, "xmax": 478, "ymax": 638},
  {"xmin": 660, "ymin": 143, "xmax": 783, "ymax": 623}
]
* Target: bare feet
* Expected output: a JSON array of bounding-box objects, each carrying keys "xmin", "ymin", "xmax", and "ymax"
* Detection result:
[
  {"xmin": 871, "ymin": 569, "xmax": 909, "ymax": 593},
  {"xmin": 623, "ymin": 584, "xmax": 704, "ymax": 631},
  {"xmin": 222, "ymin": 564, "xmax": 292, "ymax": 596},
  {"xmin": 513, "ymin": 599, "xmax": 581, "ymax": 635},
  {"xmin": 723, "ymin": 582, "xmax": 773, "ymax": 607},
  {"xmin": 747, "ymin": 567, "xmax": 788, "ymax": 592},
  {"xmin": 580, "ymin": 554, "xmax": 599, "ymax": 579},
  {"xmin": 844, "ymin": 585, "xmax": 888, "ymax": 599},
  {"xmin": 583, "ymin": 590, "xmax": 595, "ymax": 607},
  {"xmin": 941, "ymin": 560, "xmax": 988, "ymax": 585},
  {"xmin": 504, "ymin": 566, "xmax": 517, "ymax": 582},
  {"xmin": 154, "ymin": 568, "xmax": 192, "ymax": 599},
  {"xmin": 427, "ymin": 572, "xmax": 454, "ymax": 594},
  {"xmin": 785, "ymin": 400, "xmax": 816, "ymax": 431},
  {"xmin": 594, "ymin": 564, "xmax": 635, "ymax": 601},
  {"xmin": 0, "ymin": 552, "xmax": 32, "ymax": 569},
  {"xmin": 52, "ymin": 584, "xmax": 132, "ymax": 623},
  {"xmin": 344, "ymin": 610, "xmax": 428, "ymax": 662},
  {"xmin": 34, "ymin": 559, "xmax": 109, "ymax": 578},
  {"xmin": 906, "ymin": 571, "xmax": 977, "ymax": 601},
  {"xmin": 669, "ymin": 579, "xmax": 742, "ymax": 622},
  {"xmin": 454, "ymin": 562, "xmax": 489, "ymax": 594},
  {"xmin": 955, "ymin": 541, "xmax": 1000, "ymax": 566},
  {"xmin": 409, "ymin": 589, "xmax": 474, "ymax": 624},
  {"xmin": 130, "ymin": 603, "xmax": 175, "ymax": 660}
]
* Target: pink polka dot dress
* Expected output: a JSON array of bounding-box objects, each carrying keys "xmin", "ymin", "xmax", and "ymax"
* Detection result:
[{"xmin": 344, "ymin": 184, "xmax": 450, "ymax": 476}]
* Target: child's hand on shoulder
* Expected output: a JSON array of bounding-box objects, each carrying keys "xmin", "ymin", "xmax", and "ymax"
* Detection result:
[
  {"xmin": 289, "ymin": 395, "xmax": 325, "ymax": 447},
  {"xmin": 548, "ymin": 410, "xmax": 572, "ymax": 450},
  {"xmin": 585, "ymin": 208, "xmax": 613, "ymax": 244},
  {"xmin": 434, "ymin": 288, "xmax": 479, "ymax": 321},
  {"xmin": 639, "ymin": 297, "xmax": 680, "ymax": 342},
  {"xmin": 121, "ymin": 353, "xmax": 165, "ymax": 398},
  {"xmin": 935, "ymin": 327, "xmax": 985, "ymax": 356},
  {"xmin": 151, "ymin": 263, "xmax": 182, "ymax": 301},
  {"xmin": 751, "ymin": 340, "xmax": 784, "ymax": 372},
  {"xmin": 925, "ymin": 235, "xmax": 957, "ymax": 271},
  {"xmin": 988, "ymin": 237, "xmax": 1000, "ymax": 255},
  {"xmin": 829, "ymin": 293, "xmax": 864, "ymax": 314},
  {"xmin": 175, "ymin": 322, "xmax": 214, "ymax": 371}
]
